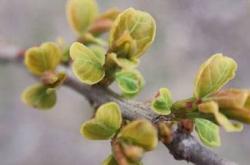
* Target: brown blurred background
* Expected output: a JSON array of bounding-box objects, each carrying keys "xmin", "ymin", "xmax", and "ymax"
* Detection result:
[{"xmin": 0, "ymin": 0, "xmax": 250, "ymax": 164}]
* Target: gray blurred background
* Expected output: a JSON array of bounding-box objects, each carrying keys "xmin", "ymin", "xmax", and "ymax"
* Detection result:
[{"xmin": 0, "ymin": 0, "xmax": 250, "ymax": 164}]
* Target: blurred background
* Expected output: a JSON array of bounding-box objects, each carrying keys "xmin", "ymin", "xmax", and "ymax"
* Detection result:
[{"xmin": 0, "ymin": 0, "xmax": 250, "ymax": 164}]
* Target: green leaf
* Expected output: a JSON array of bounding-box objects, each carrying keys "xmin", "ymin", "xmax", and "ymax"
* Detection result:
[
  {"xmin": 115, "ymin": 69, "xmax": 144, "ymax": 97},
  {"xmin": 24, "ymin": 42, "xmax": 62, "ymax": 76},
  {"xmin": 194, "ymin": 54, "xmax": 237, "ymax": 98},
  {"xmin": 118, "ymin": 120, "xmax": 158, "ymax": 151},
  {"xmin": 198, "ymin": 101, "xmax": 243, "ymax": 132},
  {"xmin": 70, "ymin": 42, "xmax": 105, "ymax": 85},
  {"xmin": 66, "ymin": 0, "xmax": 98, "ymax": 34},
  {"xmin": 80, "ymin": 102, "xmax": 122, "ymax": 140},
  {"xmin": 102, "ymin": 155, "xmax": 118, "ymax": 165},
  {"xmin": 151, "ymin": 88, "xmax": 173, "ymax": 115},
  {"xmin": 195, "ymin": 118, "xmax": 221, "ymax": 147},
  {"xmin": 21, "ymin": 84, "xmax": 56, "ymax": 110},
  {"xmin": 109, "ymin": 8, "xmax": 156, "ymax": 59}
]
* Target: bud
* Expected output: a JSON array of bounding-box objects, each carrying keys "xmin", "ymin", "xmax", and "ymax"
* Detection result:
[{"xmin": 121, "ymin": 143, "xmax": 144, "ymax": 162}]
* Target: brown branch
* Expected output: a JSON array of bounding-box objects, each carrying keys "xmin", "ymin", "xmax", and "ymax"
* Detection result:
[{"xmin": 0, "ymin": 43, "xmax": 238, "ymax": 165}]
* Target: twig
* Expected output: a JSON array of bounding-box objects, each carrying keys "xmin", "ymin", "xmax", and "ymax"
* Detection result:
[{"xmin": 0, "ymin": 43, "xmax": 237, "ymax": 165}]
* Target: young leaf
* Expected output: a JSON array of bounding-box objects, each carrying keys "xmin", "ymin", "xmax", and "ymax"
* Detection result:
[
  {"xmin": 21, "ymin": 84, "xmax": 57, "ymax": 110},
  {"xmin": 70, "ymin": 42, "xmax": 105, "ymax": 85},
  {"xmin": 109, "ymin": 53, "xmax": 139, "ymax": 69},
  {"xmin": 210, "ymin": 88, "xmax": 249, "ymax": 109},
  {"xmin": 195, "ymin": 118, "xmax": 221, "ymax": 147},
  {"xmin": 66, "ymin": 0, "xmax": 98, "ymax": 34},
  {"xmin": 115, "ymin": 69, "xmax": 144, "ymax": 97},
  {"xmin": 80, "ymin": 102, "xmax": 122, "ymax": 140},
  {"xmin": 109, "ymin": 8, "xmax": 156, "ymax": 59},
  {"xmin": 88, "ymin": 44, "xmax": 106, "ymax": 65},
  {"xmin": 198, "ymin": 101, "xmax": 243, "ymax": 132},
  {"xmin": 118, "ymin": 119, "xmax": 158, "ymax": 151},
  {"xmin": 151, "ymin": 88, "xmax": 173, "ymax": 115},
  {"xmin": 81, "ymin": 120, "xmax": 116, "ymax": 140},
  {"xmin": 95, "ymin": 102, "xmax": 122, "ymax": 131},
  {"xmin": 194, "ymin": 54, "xmax": 237, "ymax": 98},
  {"xmin": 24, "ymin": 42, "xmax": 62, "ymax": 76}
]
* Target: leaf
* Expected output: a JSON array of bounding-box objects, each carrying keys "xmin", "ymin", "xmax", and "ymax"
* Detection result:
[
  {"xmin": 151, "ymin": 88, "xmax": 173, "ymax": 115},
  {"xmin": 109, "ymin": 8, "xmax": 156, "ymax": 59},
  {"xmin": 198, "ymin": 101, "xmax": 243, "ymax": 132},
  {"xmin": 66, "ymin": 0, "xmax": 98, "ymax": 34},
  {"xmin": 81, "ymin": 120, "xmax": 116, "ymax": 140},
  {"xmin": 115, "ymin": 69, "xmax": 144, "ymax": 97},
  {"xmin": 24, "ymin": 42, "xmax": 62, "ymax": 76},
  {"xmin": 80, "ymin": 102, "xmax": 122, "ymax": 140},
  {"xmin": 118, "ymin": 120, "xmax": 158, "ymax": 151},
  {"xmin": 95, "ymin": 102, "xmax": 122, "ymax": 131},
  {"xmin": 88, "ymin": 44, "xmax": 106, "ymax": 65},
  {"xmin": 70, "ymin": 42, "xmax": 105, "ymax": 85},
  {"xmin": 210, "ymin": 88, "xmax": 249, "ymax": 109},
  {"xmin": 194, "ymin": 54, "xmax": 237, "ymax": 98},
  {"xmin": 102, "ymin": 155, "xmax": 118, "ymax": 165},
  {"xmin": 109, "ymin": 53, "xmax": 139, "ymax": 69},
  {"xmin": 21, "ymin": 84, "xmax": 56, "ymax": 110},
  {"xmin": 195, "ymin": 118, "xmax": 221, "ymax": 147}
]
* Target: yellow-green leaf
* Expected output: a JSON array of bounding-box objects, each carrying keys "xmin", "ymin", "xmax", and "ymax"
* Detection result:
[
  {"xmin": 109, "ymin": 8, "xmax": 156, "ymax": 59},
  {"xmin": 194, "ymin": 54, "xmax": 237, "ymax": 98},
  {"xmin": 21, "ymin": 84, "xmax": 56, "ymax": 110},
  {"xmin": 195, "ymin": 118, "xmax": 221, "ymax": 147},
  {"xmin": 109, "ymin": 53, "xmax": 139, "ymax": 69},
  {"xmin": 88, "ymin": 44, "xmax": 106, "ymax": 65},
  {"xmin": 115, "ymin": 69, "xmax": 144, "ymax": 97},
  {"xmin": 70, "ymin": 42, "xmax": 105, "ymax": 85},
  {"xmin": 95, "ymin": 102, "xmax": 122, "ymax": 130},
  {"xmin": 118, "ymin": 120, "xmax": 158, "ymax": 151},
  {"xmin": 66, "ymin": 0, "xmax": 98, "ymax": 34},
  {"xmin": 80, "ymin": 102, "xmax": 122, "ymax": 140},
  {"xmin": 198, "ymin": 101, "xmax": 243, "ymax": 132},
  {"xmin": 24, "ymin": 42, "xmax": 62, "ymax": 76},
  {"xmin": 151, "ymin": 88, "xmax": 173, "ymax": 115},
  {"xmin": 81, "ymin": 120, "xmax": 116, "ymax": 140}
]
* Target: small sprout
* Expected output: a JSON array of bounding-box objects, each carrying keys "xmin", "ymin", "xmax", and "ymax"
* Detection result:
[
  {"xmin": 70, "ymin": 42, "xmax": 105, "ymax": 85},
  {"xmin": 109, "ymin": 8, "xmax": 156, "ymax": 60},
  {"xmin": 22, "ymin": 84, "xmax": 57, "ymax": 110},
  {"xmin": 41, "ymin": 71, "xmax": 66, "ymax": 88},
  {"xmin": 198, "ymin": 101, "xmax": 243, "ymax": 132},
  {"xmin": 195, "ymin": 118, "xmax": 221, "ymax": 147},
  {"xmin": 24, "ymin": 42, "xmax": 62, "ymax": 76},
  {"xmin": 115, "ymin": 69, "xmax": 144, "ymax": 97},
  {"xmin": 118, "ymin": 119, "xmax": 158, "ymax": 151},
  {"xmin": 151, "ymin": 88, "xmax": 173, "ymax": 115},
  {"xmin": 102, "ymin": 155, "xmax": 118, "ymax": 165},
  {"xmin": 66, "ymin": 0, "xmax": 98, "ymax": 35},
  {"xmin": 194, "ymin": 54, "xmax": 237, "ymax": 99},
  {"xmin": 80, "ymin": 102, "xmax": 122, "ymax": 140}
]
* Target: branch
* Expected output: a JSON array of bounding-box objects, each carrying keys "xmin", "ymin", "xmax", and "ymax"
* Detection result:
[{"xmin": 0, "ymin": 43, "xmax": 237, "ymax": 165}]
